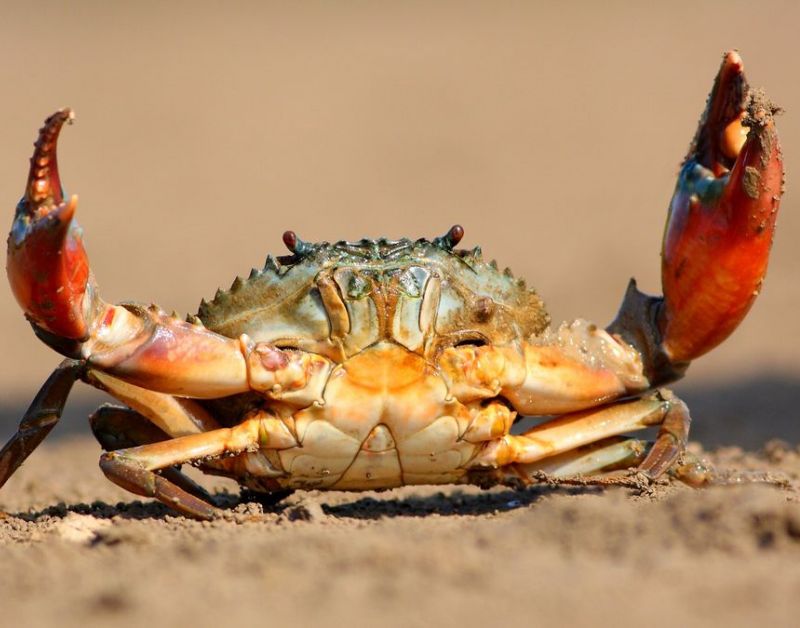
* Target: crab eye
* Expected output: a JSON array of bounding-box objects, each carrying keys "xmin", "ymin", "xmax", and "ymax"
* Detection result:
[
  {"xmin": 272, "ymin": 341, "xmax": 300, "ymax": 351},
  {"xmin": 454, "ymin": 337, "xmax": 487, "ymax": 348}
]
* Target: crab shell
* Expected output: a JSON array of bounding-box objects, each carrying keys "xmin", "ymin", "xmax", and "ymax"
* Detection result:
[{"xmin": 199, "ymin": 237, "xmax": 549, "ymax": 358}]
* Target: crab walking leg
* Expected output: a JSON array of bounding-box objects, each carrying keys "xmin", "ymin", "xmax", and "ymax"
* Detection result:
[
  {"xmin": 85, "ymin": 369, "xmax": 222, "ymax": 436},
  {"xmin": 0, "ymin": 359, "xmax": 84, "ymax": 489},
  {"xmin": 90, "ymin": 404, "xmax": 214, "ymax": 502},
  {"xmin": 100, "ymin": 427, "xmax": 256, "ymax": 519},
  {"xmin": 635, "ymin": 390, "xmax": 691, "ymax": 478},
  {"xmin": 90, "ymin": 404, "xmax": 170, "ymax": 450},
  {"xmin": 518, "ymin": 436, "xmax": 649, "ymax": 478},
  {"xmin": 469, "ymin": 391, "xmax": 689, "ymax": 478},
  {"xmin": 99, "ymin": 414, "xmax": 297, "ymax": 518}
]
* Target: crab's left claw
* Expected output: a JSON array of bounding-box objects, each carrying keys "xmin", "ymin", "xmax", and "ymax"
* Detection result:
[
  {"xmin": 660, "ymin": 51, "xmax": 784, "ymax": 364},
  {"xmin": 7, "ymin": 109, "xmax": 94, "ymax": 341}
]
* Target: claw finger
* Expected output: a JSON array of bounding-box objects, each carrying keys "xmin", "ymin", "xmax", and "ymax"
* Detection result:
[
  {"xmin": 688, "ymin": 50, "xmax": 749, "ymax": 176},
  {"xmin": 660, "ymin": 52, "xmax": 784, "ymax": 363},
  {"xmin": 25, "ymin": 108, "xmax": 74, "ymax": 210},
  {"xmin": 7, "ymin": 109, "xmax": 93, "ymax": 340}
]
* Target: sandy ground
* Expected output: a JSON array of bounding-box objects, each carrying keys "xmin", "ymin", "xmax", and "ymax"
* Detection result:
[
  {"xmin": 2, "ymin": 440, "xmax": 800, "ymax": 627},
  {"xmin": 2, "ymin": 2, "xmax": 800, "ymax": 626}
]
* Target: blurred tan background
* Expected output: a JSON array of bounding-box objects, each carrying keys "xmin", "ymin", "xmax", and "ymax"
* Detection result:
[{"xmin": 1, "ymin": 0, "xmax": 798, "ymax": 446}]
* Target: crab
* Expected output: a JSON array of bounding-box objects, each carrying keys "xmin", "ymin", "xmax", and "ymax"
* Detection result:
[{"xmin": 0, "ymin": 51, "xmax": 784, "ymax": 519}]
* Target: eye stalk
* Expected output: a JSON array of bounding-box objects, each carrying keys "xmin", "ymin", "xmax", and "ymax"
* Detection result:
[
  {"xmin": 282, "ymin": 230, "xmax": 297, "ymax": 251},
  {"xmin": 282, "ymin": 230, "xmax": 314, "ymax": 257},
  {"xmin": 433, "ymin": 224, "xmax": 464, "ymax": 250}
]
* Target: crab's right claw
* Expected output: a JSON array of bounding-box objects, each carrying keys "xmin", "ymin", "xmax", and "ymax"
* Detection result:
[
  {"xmin": 660, "ymin": 51, "xmax": 784, "ymax": 364},
  {"xmin": 7, "ymin": 109, "xmax": 94, "ymax": 341}
]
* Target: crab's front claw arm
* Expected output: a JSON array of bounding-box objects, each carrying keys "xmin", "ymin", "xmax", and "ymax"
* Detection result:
[
  {"xmin": 6, "ymin": 109, "xmax": 96, "ymax": 341},
  {"xmin": 6, "ymin": 110, "xmax": 253, "ymax": 399},
  {"xmin": 660, "ymin": 51, "xmax": 783, "ymax": 364}
]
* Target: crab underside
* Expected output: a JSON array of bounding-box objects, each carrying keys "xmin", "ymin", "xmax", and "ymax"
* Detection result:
[{"xmin": 1, "ymin": 52, "xmax": 784, "ymax": 519}]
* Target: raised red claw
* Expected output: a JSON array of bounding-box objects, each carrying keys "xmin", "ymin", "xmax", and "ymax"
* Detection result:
[
  {"xmin": 6, "ymin": 109, "xmax": 92, "ymax": 340},
  {"xmin": 660, "ymin": 51, "xmax": 783, "ymax": 363}
]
